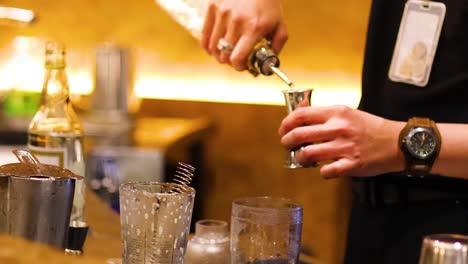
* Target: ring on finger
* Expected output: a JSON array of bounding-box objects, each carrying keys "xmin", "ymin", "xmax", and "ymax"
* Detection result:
[{"xmin": 216, "ymin": 38, "xmax": 234, "ymax": 54}]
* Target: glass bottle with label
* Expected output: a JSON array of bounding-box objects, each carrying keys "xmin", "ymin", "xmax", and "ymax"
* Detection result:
[{"xmin": 28, "ymin": 41, "xmax": 86, "ymax": 222}]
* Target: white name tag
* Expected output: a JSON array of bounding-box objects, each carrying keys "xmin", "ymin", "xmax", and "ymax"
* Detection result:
[{"xmin": 388, "ymin": 0, "xmax": 446, "ymax": 87}]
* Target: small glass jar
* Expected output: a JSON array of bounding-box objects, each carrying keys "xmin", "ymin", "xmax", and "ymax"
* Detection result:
[{"xmin": 184, "ymin": 219, "xmax": 230, "ymax": 264}]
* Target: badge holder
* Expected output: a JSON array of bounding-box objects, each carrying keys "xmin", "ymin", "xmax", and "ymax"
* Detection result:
[{"xmin": 388, "ymin": 0, "xmax": 446, "ymax": 87}]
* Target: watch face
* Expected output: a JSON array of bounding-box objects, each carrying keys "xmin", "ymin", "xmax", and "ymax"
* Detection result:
[{"xmin": 405, "ymin": 127, "xmax": 438, "ymax": 159}]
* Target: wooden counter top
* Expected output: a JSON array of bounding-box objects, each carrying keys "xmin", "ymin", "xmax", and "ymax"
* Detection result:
[
  {"xmin": 132, "ymin": 117, "xmax": 214, "ymax": 151},
  {"xmin": 82, "ymin": 188, "xmax": 122, "ymax": 262},
  {"xmin": 83, "ymin": 116, "xmax": 215, "ymax": 152}
]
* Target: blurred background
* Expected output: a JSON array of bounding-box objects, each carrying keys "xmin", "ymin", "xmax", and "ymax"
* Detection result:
[{"xmin": 0, "ymin": 0, "xmax": 371, "ymax": 263}]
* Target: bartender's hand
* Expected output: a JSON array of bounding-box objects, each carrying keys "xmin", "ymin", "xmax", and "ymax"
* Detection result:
[
  {"xmin": 202, "ymin": 0, "xmax": 288, "ymax": 71},
  {"xmin": 278, "ymin": 105, "xmax": 406, "ymax": 179}
]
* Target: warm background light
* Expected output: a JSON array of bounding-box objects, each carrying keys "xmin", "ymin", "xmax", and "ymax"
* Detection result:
[
  {"xmin": 0, "ymin": 37, "xmax": 42, "ymax": 92},
  {"xmin": 0, "ymin": 37, "xmax": 93, "ymax": 95},
  {"xmin": 0, "ymin": 37, "xmax": 361, "ymax": 107},
  {"xmin": 132, "ymin": 47, "xmax": 360, "ymax": 107},
  {"xmin": 0, "ymin": 6, "xmax": 34, "ymax": 23},
  {"xmin": 133, "ymin": 71, "xmax": 361, "ymax": 107}
]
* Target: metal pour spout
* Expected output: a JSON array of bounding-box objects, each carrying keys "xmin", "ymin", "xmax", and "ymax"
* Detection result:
[{"xmin": 270, "ymin": 65, "xmax": 295, "ymax": 89}]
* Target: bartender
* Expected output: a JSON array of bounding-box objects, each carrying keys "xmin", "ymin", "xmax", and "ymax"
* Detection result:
[{"xmin": 201, "ymin": 0, "xmax": 468, "ymax": 263}]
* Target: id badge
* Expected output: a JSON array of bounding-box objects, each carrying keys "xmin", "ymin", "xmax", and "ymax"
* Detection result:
[{"xmin": 388, "ymin": 0, "xmax": 446, "ymax": 87}]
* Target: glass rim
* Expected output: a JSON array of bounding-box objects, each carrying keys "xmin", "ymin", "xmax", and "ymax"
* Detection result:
[
  {"xmin": 281, "ymin": 88, "xmax": 314, "ymax": 93},
  {"xmin": 195, "ymin": 219, "xmax": 229, "ymax": 235},
  {"xmin": 10, "ymin": 175, "xmax": 73, "ymax": 181},
  {"xmin": 119, "ymin": 181, "xmax": 195, "ymax": 194},
  {"xmin": 232, "ymin": 196, "xmax": 302, "ymax": 211},
  {"xmin": 424, "ymin": 233, "xmax": 468, "ymax": 244},
  {"xmin": 196, "ymin": 219, "xmax": 228, "ymax": 227},
  {"xmin": 422, "ymin": 234, "xmax": 468, "ymax": 253}
]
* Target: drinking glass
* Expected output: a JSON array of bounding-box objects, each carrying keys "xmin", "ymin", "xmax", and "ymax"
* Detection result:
[
  {"xmin": 231, "ymin": 197, "xmax": 303, "ymax": 264},
  {"xmin": 119, "ymin": 182, "xmax": 195, "ymax": 264},
  {"xmin": 419, "ymin": 234, "xmax": 468, "ymax": 264},
  {"xmin": 282, "ymin": 88, "xmax": 314, "ymax": 168}
]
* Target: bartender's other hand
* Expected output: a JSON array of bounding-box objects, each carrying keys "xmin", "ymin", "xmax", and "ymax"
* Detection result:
[
  {"xmin": 278, "ymin": 105, "xmax": 405, "ymax": 179},
  {"xmin": 202, "ymin": 0, "xmax": 288, "ymax": 71}
]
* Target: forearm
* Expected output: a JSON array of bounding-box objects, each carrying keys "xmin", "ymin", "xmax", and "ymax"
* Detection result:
[
  {"xmin": 356, "ymin": 120, "xmax": 468, "ymax": 179},
  {"xmin": 278, "ymin": 106, "xmax": 468, "ymax": 179},
  {"xmin": 431, "ymin": 123, "xmax": 468, "ymax": 179}
]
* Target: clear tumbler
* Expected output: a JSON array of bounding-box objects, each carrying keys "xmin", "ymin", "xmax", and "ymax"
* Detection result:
[
  {"xmin": 231, "ymin": 197, "xmax": 303, "ymax": 264},
  {"xmin": 119, "ymin": 182, "xmax": 195, "ymax": 264}
]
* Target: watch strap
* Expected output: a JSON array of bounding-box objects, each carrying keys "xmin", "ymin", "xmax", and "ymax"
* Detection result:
[{"xmin": 399, "ymin": 117, "xmax": 441, "ymax": 177}]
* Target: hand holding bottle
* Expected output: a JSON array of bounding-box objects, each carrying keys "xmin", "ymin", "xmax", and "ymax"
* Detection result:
[{"xmin": 201, "ymin": 0, "xmax": 288, "ymax": 71}]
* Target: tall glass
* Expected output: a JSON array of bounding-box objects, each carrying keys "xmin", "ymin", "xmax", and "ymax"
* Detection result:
[
  {"xmin": 119, "ymin": 182, "xmax": 195, "ymax": 264},
  {"xmin": 231, "ymin": 197, "xmax": 303, "ymax": 264},
  {"xmin": 282, "ymin": 88, "xmax": 314, "ymax": 169}
]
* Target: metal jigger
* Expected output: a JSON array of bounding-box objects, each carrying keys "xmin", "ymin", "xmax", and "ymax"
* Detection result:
[
  {"xmin": 419, "ymin": 234, "xmax": 468, "ymax": 264},
  {"xmin": 282, "ymin": 88, "xmax": 314, "ymax": 169}
]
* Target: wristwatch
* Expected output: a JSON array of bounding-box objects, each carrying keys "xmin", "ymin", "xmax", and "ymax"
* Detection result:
[{"xmin": 399, "ymin": 117, "xmax": 442, "ymax": 177}]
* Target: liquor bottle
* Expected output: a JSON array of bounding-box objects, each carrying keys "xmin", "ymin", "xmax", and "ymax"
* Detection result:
[
  {"xmin": 28, "ymin": 41, "xmax": 86, "ymax": 222},
  {"xmin": 154, "ymin": 0, "xmax": 295, "ymax": 87}
]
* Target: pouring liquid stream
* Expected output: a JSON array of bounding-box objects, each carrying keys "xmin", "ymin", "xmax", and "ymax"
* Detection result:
[{"xmin": 270, "ymin": 65, "xmax": 295, "ymax": 89}]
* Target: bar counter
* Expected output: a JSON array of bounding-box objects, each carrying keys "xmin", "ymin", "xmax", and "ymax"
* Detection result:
[
  {"xmin": 0, "ymin": 116, "xmax": 215, "ymax": 263},
  {"xmin": 0, "ymin": 115, "xmax": 320, "ymax": 263}
]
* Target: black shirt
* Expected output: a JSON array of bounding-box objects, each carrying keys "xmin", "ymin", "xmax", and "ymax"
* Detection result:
[
  {"xmin": 345, "ymin": 2, "xmax": 468, "ymax": 262},
  {"xmin": 359, "ymin": 0, "xmax": 468, "ymax": 123},
  {"xmin": 355, "ymin": 0, "xmax": 468, "ymax": 185}
]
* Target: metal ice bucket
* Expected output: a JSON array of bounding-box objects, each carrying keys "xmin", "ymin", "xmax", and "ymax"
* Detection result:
[{"xmin": 0, "ymin": 149, "xmax": 82, "ymax": 249}]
